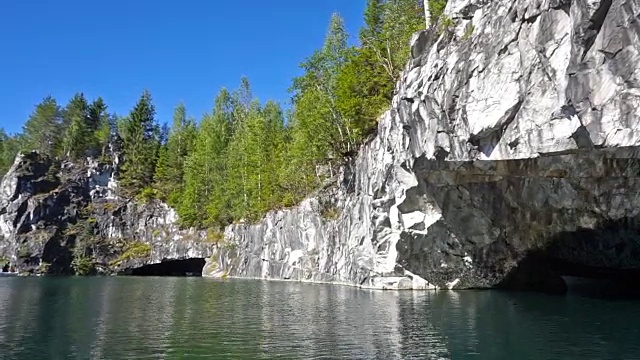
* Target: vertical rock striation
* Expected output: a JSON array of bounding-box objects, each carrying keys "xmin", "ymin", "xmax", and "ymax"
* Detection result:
[{"xmin": 209, "ymin": 0, "xmax": 640, "ymax": 291}]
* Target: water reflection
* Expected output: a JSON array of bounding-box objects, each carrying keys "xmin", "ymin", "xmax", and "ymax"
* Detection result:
[{"xmin": 1, "ymin": 278, "xmax": 640, "ymax": 359}]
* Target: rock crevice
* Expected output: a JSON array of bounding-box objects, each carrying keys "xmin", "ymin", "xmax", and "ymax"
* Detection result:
[{"xmin": 207, "ymin": 0, "xmax": 640, "ymax": 291}]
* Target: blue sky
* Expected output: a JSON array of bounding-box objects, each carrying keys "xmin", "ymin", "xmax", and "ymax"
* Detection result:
[{"xmin": 0, "ymin": 1, "xmax": 366, "ymax": 134}]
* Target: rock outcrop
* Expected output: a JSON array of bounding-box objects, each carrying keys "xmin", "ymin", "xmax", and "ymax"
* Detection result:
[
  {"xmin": 207, "ymin": 0, "xmax": 640, "ymax": 292},
  {"xmin": 0, "ymin": 152, "xmax": 214, "ymax": 275},
  {"xmin": 2, "ymin": 0, "xmax": 639, "ymax": 291}
]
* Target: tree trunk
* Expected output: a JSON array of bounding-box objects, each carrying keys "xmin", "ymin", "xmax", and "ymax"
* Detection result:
[{"xmin": 424, "ymin": 0, "xmax": 431, "ymax": 28}]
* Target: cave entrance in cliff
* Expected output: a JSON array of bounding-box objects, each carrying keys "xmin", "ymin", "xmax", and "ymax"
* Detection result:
[
  {"xmin": 499, "ymin": 218, "xmax": 640, "ymax": 299},
  {"xmin": 127, "ymin": 258, "xmax": 206, "ymax": 277}
]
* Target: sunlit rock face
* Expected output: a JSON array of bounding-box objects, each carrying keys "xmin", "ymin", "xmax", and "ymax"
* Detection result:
[
  {"xmin": 210, "ymin": 0, "xmax": 640, "ymax": 291},
  {"xmin": 0, "ymin": 152, "xmax": 214, "ymax": 275}
]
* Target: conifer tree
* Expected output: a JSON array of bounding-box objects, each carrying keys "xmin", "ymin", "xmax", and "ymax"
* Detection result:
[
  {"xmin": 336, "ymin": 0, "xmax": 425, "ymax": 140},
  {"xmin": 261, "ymin": 101, "xmax": 286, "ymax": 209},
  {"xmin": 88, "ymin": 98, "xmax": 111, "ymax": 153},
  {"xmin": 154, "ymin": 103, "xmax": 196, "ymax": 206},
  {"xmin": 0, "ymin": 129, "xmax": 21, "ymax": 177},
  {"xmin": 21, "ymin": 96, "xmax": 63, "ymax": 155},
  {"xmin": 289, "ymin": 12, "xmax": 351, "ymax": 169},
  {"xmin": 118, "ymin": 90, "xmax": 160, "ymax": 196},
  {"xmin": 61, "ymin": 93, "xmax": 90, "ymax": 159},
  {"xmin": 180, "ymin": 89, "xmax": 233, "ymax": 227},
  {"xmin": 5, "ymin": 1, "xmax": 426, "ymax": 229}
]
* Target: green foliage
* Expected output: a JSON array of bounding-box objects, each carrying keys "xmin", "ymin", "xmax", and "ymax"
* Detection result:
[
  {"xmin": 110, "ymin": 242, "xmax": 152, "ymax": 266},
  {"xmin": 44, "ymin": 161, "xmax": 60, "ymax": 182},
  {"xmin": 66, "ymin": 214, "xmax": 99, "ymax": 275},
  {"xmin": 321, "ymin": 206, "xmax": 341, "ymax": 220},
  {"xmin": 172, "ymin": 4, "xmax": 425, "ymax": 228},
  {"xmin": 37, "ymin": 261, "xmax": 51, "ymax": 275},
  {"xmin": 180, "ymin": 88, "xmax": 234, "ymax": 227},
  {"xmin": 335, "ymin": 48, "xmax": 390, "ymax": 139},
  {"xmin": 153, "ymin": 103, "xmax": 197, "ymax": 206},
  {"xmin": 10, "ymin": 2, "xmax": 426, "ymax": 233},
  {"xmin": 11, "ymin": 93, "xmax": 112, "ymax": 163},
  {"xmin": 71, "ymin": 253, "xmax": 95, "ymax": 275},
  {"xmin": 61, "ymin": 93, "xmax": 90, "ymax": 159},
  {"xmin": 136, "ymin": 187, "xmax": 159, "ymax": 203},
  {"xmin": 428, "ymin": 0, "xmax": 448, "ymax": 22},
  {"xmin": 89, "ymin": 98, "xmax": 114, "ymax": 157},
  {"xmin": 17, "ymin": 244, "xmax": 29, "ymax": 258},
  {"xmin": 463, "ymin": 23, "xmax": 475, "ymax": 40},
  {"xmin": 63, "ymin": 222, "xmax": 84, "ymax": 236},
  {"xmin": 0, "ymin": 129, "xmax": 21, "ymax": 177},
  {"xmin": 21, "ymin": 96, "xmax": 63, "ymax": 155},
  {"xmin": 118, "ymin": 90, "xmax": 161, "ymax": 197},
  {"xmin": 438, "ymin": 16, "xmax": 455, "ymax": 35},
  {"xmin": 205, "ymin": 228, "xmax": 225, "ymax": 243},
  {"xmin": 100, "ymin": 201, "xmax": 118, "ymax": 212},
  {"xmin": 335, "ymin": 0, "xmax": 425, "ymax": 143}
]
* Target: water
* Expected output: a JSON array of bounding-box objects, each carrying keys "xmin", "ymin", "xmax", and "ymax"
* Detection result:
[{"xmin": 0, "ymin": 277, "xmax": 639, "ymax": 359}]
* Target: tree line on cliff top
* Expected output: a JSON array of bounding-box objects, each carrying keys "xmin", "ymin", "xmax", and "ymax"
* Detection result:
[{"xmin": 0, "ymin": 0, "xmax": 448, "ymax": 228}]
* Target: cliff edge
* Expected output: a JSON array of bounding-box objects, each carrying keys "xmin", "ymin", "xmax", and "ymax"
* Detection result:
[{"xmin": 208, "ymin": 0, "xmax": 640, "ymax": 292}]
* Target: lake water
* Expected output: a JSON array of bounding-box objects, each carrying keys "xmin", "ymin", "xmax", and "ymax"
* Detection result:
[{"xmin": 0, "ymin": 277, "xmax": 639, "ymax": 359}]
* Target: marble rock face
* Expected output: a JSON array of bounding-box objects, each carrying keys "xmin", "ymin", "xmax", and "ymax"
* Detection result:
[
  {"xmin": 0, "ymin": 152, "xmax": 214, "ymax": 275},
  {"xmin": 208, "ymin": 0, "xmax": 640, "ymax": 292}
]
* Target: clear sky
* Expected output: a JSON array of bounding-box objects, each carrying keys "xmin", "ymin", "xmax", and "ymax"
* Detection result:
[{"xmin": 0, "ymin": 1, "xmax": 366, "ymax": 134}]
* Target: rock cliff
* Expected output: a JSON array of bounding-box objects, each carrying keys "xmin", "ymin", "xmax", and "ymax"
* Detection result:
[
  {"xmin": 207, "ymin": 0, "xmax": 640, "ymax": 292},
  {"xmin": 0, "ymin": 152, "xmax": 214, "ymax": 275},
  {"xmin": 2, "ymin": 0, "xmax": 639, "ymax": 292}
]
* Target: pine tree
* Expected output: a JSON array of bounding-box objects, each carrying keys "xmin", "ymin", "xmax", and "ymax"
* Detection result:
[
  {"xmin": 336, "ymin": 0, "xmax": 425, "ymax": 140},
  {"xmin": 88, "ymin": 98, "xmax": 112, "ymax": 157},
  {"xmin": 381, "ymin": 0, "xmax": 425, "ymax": 76},
  {"xmin": 0, "ymin": 129, "xmax": 21, "ymax": 177},
  {"xmin": 427, "ymin": 0, "xmax": 447, "ymax": 22},
  {"xmin": 261, "ymin": 101, "xmax": 286, "ymax": 209},
  {"xmin": 154, "ymin": 103, "xmax": 196, "ymax": 206},
  {"xmin": 361, "ymin": 0, "xmax": 385, "ymax": 41},
  {"xmin": 289, "ymin": 13, "xmax": 352, "ymax": 167},
  {"xmin": 61, "ymin": 93, "xmax": 90, "ymax": 159},
  {"xmin": 118, "ymin": 90, "xmax": 160, "ymax": 196},
  {"xmin": 180, "ymin": 89, "xmax": 233, "ymax": 227},
  {"xmin": 21, "ymin": 96, "xmax": 63, "ymax": 155},
  {"xmin": 2, "ymin": 1, "xmax": 425, "ymax": 228}
]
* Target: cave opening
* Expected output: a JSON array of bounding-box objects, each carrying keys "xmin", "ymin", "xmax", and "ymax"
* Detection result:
[
  {"xmin": 498, "ymin": 218, "xmax": 640, "ymax": 299},
  {"xmin": 124, "ymin": 258, "xmax": 206, "ymax": 277}
]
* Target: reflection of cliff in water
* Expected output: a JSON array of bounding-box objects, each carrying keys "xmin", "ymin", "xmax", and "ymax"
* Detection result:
[
  {"xmin": 2, "ymin": 279, "xmax": 640, "ymax": 358},
  {"xmin": 257, "ymin": 281, "xmax": 451, "ymax": 359}
]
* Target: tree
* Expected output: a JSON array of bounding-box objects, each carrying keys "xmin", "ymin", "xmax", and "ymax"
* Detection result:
[
  {"xmin": 88, "ymin": 97, "xmax": 113, "ymax": 156},
  {"xmin": 380, "ymin": 0, "xmax": 425, "ymax": 76},
  {"xmin": 21, "ymin": 96, "xmax": 63, "ymax": 155},
  {"xmin": 427, "ymin": 0, "xmax": 447, "ymax": 23},
  {"xmin": 118, "ymin": 90, "xmax": 160, "ymax": 196},
  {"xmin": 3, "ymin": 2, "xmax": 425, "ymax": 230},
  {"xmin": 180, "ymin": 89, "xmax": 233, "ymax": 227},
  {"xmin": 361, "ymin": 0, "xmax": 385, "ymax": 46},
  {"xmin": 61, "ymin": 93, "xmax": 90, "ymax": 159},
  {"xmin": 289, "ymin": 13, "xmax": 352, "ymax": 172},
  {"xmin": 261, "ymin": 101, "xmax": 286, "ymax": 209},
  {"xmin": 154, "ymin": 103, "xmax": 197, "ymax": 206},
  {"xmin": 336, "ymin": 0, "xmax": 425, "ymax": 141},
  {"xmin": 0, "ymin": 129, "xmax": 21, "ymax": 177}
]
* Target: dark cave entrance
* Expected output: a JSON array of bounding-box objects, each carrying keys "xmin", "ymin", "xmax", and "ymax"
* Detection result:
[
  {"xmin": 125, "ymin": 258, "xmax": 206, "ymax": 277},
  {"xmin": 498, "ymin": 218, "xmax": 640, "ymax": 299}
]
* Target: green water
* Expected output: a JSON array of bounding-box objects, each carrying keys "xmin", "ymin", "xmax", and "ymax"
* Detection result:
[{"xmin": 0, "ymin": 277, "xmax": 639, "ymax": 359}]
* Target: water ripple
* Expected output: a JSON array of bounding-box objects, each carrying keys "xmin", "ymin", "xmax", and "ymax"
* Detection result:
[{"xmin": 1, "ymin": 277, "xmax": 639, "ymax": 359}]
